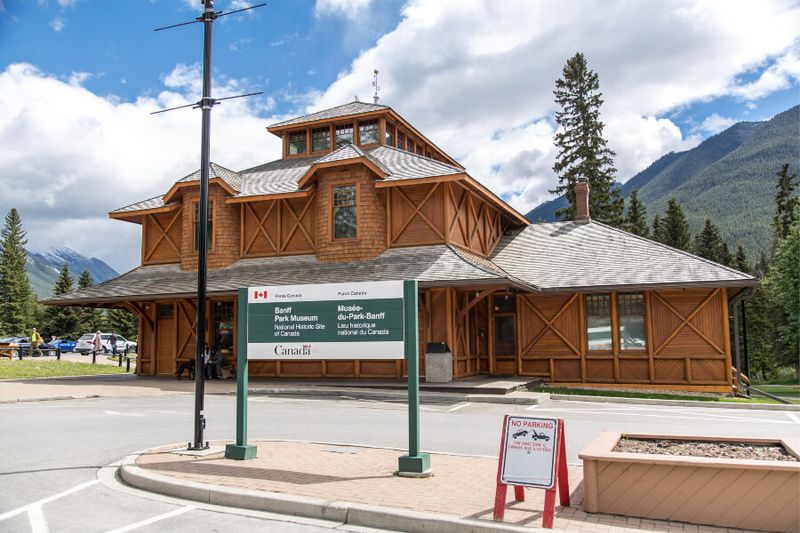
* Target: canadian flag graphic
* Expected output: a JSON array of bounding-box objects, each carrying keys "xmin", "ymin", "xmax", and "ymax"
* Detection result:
[{"xmin": 253, "ymin": 290, "xmax": 268, "ymax": 300}]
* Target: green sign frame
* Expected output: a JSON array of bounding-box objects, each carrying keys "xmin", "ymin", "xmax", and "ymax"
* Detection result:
[{"xmin": 225, "ymin": 280, "xmax": 431, "ymax": 475}]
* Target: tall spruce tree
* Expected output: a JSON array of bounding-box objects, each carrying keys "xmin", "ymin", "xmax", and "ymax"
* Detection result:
[
  {"xmin": 773, "ymin": 163, "xmax": 798, "ymax": 243},
  {"xmin": 0, "ymin": 209, "xmax": 34, "ymax": 335},
  {"xmin": 764, "ymin": 210, "xmax": 800, "ymax": 379},
  {"xmin": 734, "ymin": 244, "xmax": 751, "ymax": 274},
  {"xmin": 624, "ymin": 190, "xmax": 649, "ymax": 237},
  {"xmin": 694, "ymin": 218, "xmax": 724, "ymax": 262},
  {"xmin": 661, "ymin": 198, "xmax": 691, "ymax": 251},
  {"xmin": 76, "ymin": 270, "xmax": 103, "ymax": 333},
  {"xmin": 720, "ymin": 242, "xmax": 733, "ymax": 267},
  {"xmin": 551, "ymin": 52, "xmax": 622, "ymax": 225},
  {"xmin": 652, "ymin": 214, "xmax": 664, "ymax": 243},
  {"xmin": 41, "ymin": 264, "xmax": 79, "ymax": 339}
]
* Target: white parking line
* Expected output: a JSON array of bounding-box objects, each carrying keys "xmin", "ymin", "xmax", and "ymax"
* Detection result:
[
  {"xmin": 27, "ymin": 505, "xmax": 49, "ymax": 533},
  {"xmin": 525, "ymin": 404, "xmax": 539, "ymax": 410},
  {"xmin": 0, "ymin": 479, "xmax": 99, "ymax": 522},
  {"xmin": 105, "ymin": 505, "xmax": 194, "ymax": 533},
  {"xmin": 448, "ymin": 402, "xmax": 472, "ymax": 412},
  {"xmin": 785, "ymin": 411, "xmax": 800, "ymax": 423}
]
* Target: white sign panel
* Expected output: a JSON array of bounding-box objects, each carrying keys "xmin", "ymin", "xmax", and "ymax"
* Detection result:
[
  {"xmin": 246, "ymin": 280, "xmax": 406, "ymax": 360},
  {"xmin": 499, "ymin": 416, "xmax": 559, "ymax": 488}
]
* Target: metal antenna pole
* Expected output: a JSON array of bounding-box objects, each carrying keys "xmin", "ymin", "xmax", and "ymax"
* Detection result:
[{"xmin": 191, "ymin": 0, "xmax": 216, "ymax": 451}]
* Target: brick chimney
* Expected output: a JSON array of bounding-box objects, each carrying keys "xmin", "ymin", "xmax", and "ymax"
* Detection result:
[{"xmin": 575, "ymin": 177, "xmax": 590, "ymax": 222}]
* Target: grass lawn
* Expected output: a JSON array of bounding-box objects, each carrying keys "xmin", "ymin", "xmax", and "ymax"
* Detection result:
[
  {"xmin": 0, "ymin": 359, "xmax": 128, "ymax": 380},
  {"xmin": 529, "ymin": 386, "xmax": 800, "ymax": 404}
]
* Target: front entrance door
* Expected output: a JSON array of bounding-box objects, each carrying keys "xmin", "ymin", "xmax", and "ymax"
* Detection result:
[{"xmin": 491, "ymin": 294, "xmax": 517, "ymax": 375}]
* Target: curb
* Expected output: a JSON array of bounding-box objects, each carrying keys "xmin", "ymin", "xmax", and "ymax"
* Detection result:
[
  {"xmin": 248, "ymin": 386, "xmax": 549, "ymax": 405},
  {"xmin": 548, "ymin": 394, "xmax": 800, "ymax": 411},
  {"xmin": 0, "ymin": 394, "xmax": 101, "ymax": 404},
  {"xmin": 119, "ymin": 451, "xmax": 540, "ymax": 533}
]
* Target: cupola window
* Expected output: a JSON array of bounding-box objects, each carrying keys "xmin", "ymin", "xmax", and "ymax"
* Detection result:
[
  {"xmin": 335, "ymin": 123, "xmax": 354, "ymax": 147},
  {"xmin": 385, "ymin": 124, "xmax": 395, "ymax": 147},
  {"xmin": 312, "ymin": 127, "xmax": 331, "ymax": 152},
  {"xmin": 358, "ymin": 119, "xmax": 378, "ymax": 145},
  {"xmin": 288, "ymin": 131, "xmax": 307, "ymax": 155}
]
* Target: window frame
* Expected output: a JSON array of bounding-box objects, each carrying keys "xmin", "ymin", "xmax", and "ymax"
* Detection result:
[
  {"xmin": 334, "ymin": 122, "xmax": 355, "ymax": 149},
  {"xmin": 385, "ymin": 122, "xmax": 395, "ymax": 147},
  {"xmin": 287, "ymin": 130, "xmax": 308, "ymax": 156},
  {"xmin": 617, "ymin": 292, "xmax": 647, "ymax": 352},
  {"xmin": 311, "ymin": 126, "xmax": 331, "ymax": 153},
  {"xmin": 192, "ymin": 199, "xmax": 215, "ymax": 253},
  {"xmin": 584, "ymin": 292, "xmax": 649, "ymax": 355},
  {"xmin": 330, "ymin": 182, "xmax": 359, "ymax": 241},
  {"xmin": 358, "ymin": 119, "xmax": 379, "ymax": 146}
]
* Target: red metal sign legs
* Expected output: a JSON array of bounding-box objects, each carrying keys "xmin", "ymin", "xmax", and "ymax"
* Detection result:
[{"xmin": 493, "ymin": 417, "xmax": 570, "ymax": 529}]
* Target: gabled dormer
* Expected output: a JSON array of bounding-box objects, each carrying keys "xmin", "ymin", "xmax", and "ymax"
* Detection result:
[{"xmin": 267, "ymin": 101, "xmax": 463, "ymax": 168}]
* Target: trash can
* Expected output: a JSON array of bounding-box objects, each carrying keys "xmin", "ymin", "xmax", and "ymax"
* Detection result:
[{"xmin": 425, "ymin": 342, "xmax": 452, "ymax": 383}]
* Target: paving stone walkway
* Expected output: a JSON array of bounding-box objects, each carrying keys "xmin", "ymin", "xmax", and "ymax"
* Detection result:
[{"xmin": 137, "ymin": 441, "xmax": 754, "ymax": 532}]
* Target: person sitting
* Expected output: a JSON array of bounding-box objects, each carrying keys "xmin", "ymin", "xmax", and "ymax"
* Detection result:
[{"xmin": 205, "ymin": 346, "xmax": 224, "ymax": 380}]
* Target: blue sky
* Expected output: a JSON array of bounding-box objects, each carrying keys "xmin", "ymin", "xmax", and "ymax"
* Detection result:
[{"xmin": 0, "ymin": 0, "xmax": 798, "ymax": 273}]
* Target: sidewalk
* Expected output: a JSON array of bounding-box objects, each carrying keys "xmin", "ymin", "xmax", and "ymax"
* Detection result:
[{"xmin": 124, "ymin": 441, "xmax": 751, "ymax": 533}]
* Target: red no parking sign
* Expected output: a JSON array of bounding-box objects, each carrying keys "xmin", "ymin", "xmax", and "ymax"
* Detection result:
[{"xmin": 493, "ymin": 415, "xmax": 570, "ymax": 528}]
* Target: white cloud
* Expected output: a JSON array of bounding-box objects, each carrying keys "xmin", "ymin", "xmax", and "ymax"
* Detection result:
[
  {"xmin": 314, "ymin": 0, "xmax": 373, "ymax": 20},
  {"xmin": 49, "ymin": 16, "xmax": 64, "ymax": 32},
  {"xmin": 696, "ymin": 113, "xmax": 737, "ymax": 135},
  {"xmin": 0, "ymin": 63, "xmax": 282, "ymax": 272},
  {"xmin": 310, "ymin": 0, "xmax": 800, "ymax": 213},
  {"xmin": 730, "ymin": 49, "xmax": 800, "ymax": 100}
]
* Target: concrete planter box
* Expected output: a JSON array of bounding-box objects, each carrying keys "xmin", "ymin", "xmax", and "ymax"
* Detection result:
[{"xmin": 580, "ymin": 432, "xmax": 800, "ymax": 532}]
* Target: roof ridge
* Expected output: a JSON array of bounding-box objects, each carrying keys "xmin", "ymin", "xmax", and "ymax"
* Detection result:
[
  {"xmin": 446, "ymin": 244, "xmax": 540, "ymax": 291},
  {"xmin": 268, "ymin": 101, "xmax": 389, "ymax": 128},
  {"xmin": 589, "ymin": 220, "xmax": 754, "ymax": 279}
]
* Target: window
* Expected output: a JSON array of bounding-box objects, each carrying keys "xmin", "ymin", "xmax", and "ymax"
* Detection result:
[
  {"xmin": 193, "ymin": 201, "xmax": 213, "ymax": 251},
  {"xmin": 332, "ymin": 184, "xmax": 357, "ymax": 239},
  {"xmin": 416, "ymin": 144, "xmax": 424, "ymax": 156},
  {"xmin": 335, "ymin": 123, "xmax": 353, "ymax": 147},
  {"xmin": 586, "ymin": 294, "xmax": 612, "ymax": 351},
  {"xmin": 157, "ymin": 304, "xmax": 174, "ymax": 319},
  {"xmin": 311, "ymin": 127, "xmax": 330, "ymax": 152},
  {"xmin": 618, "ymin": 293, "xmax": 646, "ymax": 350},
  {"xmin": 385, "ymin": 124, "xmax": 395, "ymax": 147},
  {"xmin": 397, "ymin": 131, "xmax": 405, "ymax": 151},
  {"xmin": 358, "ymin": 119, "xmax": 378, "ymax": 144},
  {"xmin": 407, "ymin": 139, "xmax": 415, "ymax": 153},
  {"xmin": 288, "ymin": 131, "xmax": 307, "ymax": 155}
]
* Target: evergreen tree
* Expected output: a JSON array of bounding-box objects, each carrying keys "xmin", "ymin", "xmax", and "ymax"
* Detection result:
[
  {"xmin": 651, "ymin": 214, "xmax": 664, "ymax": 243},
  {"xmin": 734, "ymin": 244, "xmax": 752, "ymax": 274},
  {"xmin": 694, "ymin": 218, "xmax": 724, "ymax": 262},
  {"xmin": 720, "ymin": 243, "xmax": 733, "ymax": 267},
  {"xmin": 0, "ymin": 209, "xmax": 33, "ymax": 335},
  {"xmin": 661, "ymin": 198, "xmax": 691, "ymax": 251},
  {"xmin": 41, "ymin": 264, "xmax": 79, "ymax": 339},
  {"xmin": 773, "ymin": 163, "xmax": 798, "ymax": 242},
  {"xmin": 764, "ymin": 210, "xmax": 800, "ymax": 379},
  {"xmin": 624, "ymin": 190, "xmax": 649, "ymax": 237},
  {"xmin": 105, "ymin": 308, "xmax": 137, "ymax": 341},
  {"xmin": 551, "ymin": 52, "xmax": 621, "ymax": 224},
  {"xmin": 76, "ymin": 270, "xmax": 103, "ymax": 334}
]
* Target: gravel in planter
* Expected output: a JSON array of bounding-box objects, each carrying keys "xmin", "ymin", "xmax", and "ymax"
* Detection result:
[{"xmin": 613, "ymin": 437, "xmax": 798, "ymax": 462}]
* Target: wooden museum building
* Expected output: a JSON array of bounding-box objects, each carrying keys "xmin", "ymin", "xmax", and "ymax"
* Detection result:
[{"xmin": 47, "ymin": 101, "xmax": 756, "ymax": 391}]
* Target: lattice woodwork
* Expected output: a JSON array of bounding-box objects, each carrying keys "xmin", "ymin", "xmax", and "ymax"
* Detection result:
[
  {"xmin": 445, "ymin": 182, "xmax": 504, "ymax": 257},
  {"xmin": 142, "ymin": 209, "xmax": 182, "ymax": 265},
  {"xmin": 241, "ymin": 194, "xmax": 316, "ymax": 257},
  {"xmin": 388, "ymin": 183, "xmax": 446, "ymax": 246}
]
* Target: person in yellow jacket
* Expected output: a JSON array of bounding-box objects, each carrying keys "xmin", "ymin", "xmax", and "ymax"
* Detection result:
[{"xmin": 31, "ymin": 327, "xmax": 43, "ymax": 357}]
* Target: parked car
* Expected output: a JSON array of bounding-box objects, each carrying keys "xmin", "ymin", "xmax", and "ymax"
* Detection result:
[
  {"xmin": 75, "ymin": 333, "xmax": 136, "ymax": 355},
  {"xmin": 50, "ymin": 339, "xmax": 77, "ymax": 353},
  {"xmin": 16, "ymin": 338, "xmax": 59, "ymax": 357},
  {"xmin": 0, "ymin": 336, "xmax": 25, "ymax": 358}
]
